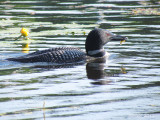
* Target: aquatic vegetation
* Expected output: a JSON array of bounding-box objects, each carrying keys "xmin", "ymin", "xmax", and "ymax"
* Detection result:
[
  {"xmin": 121, "ymin": 67, "xmax": 127, "ymax": 74},
  {"xmin": 19, "ymin": 22, "xmax": 99, "ymax": 36},
  {"xmin": 21, "ymin": 28, "xmax": 29, "ymax": 37},
  {"xmin": 15, "ymin": 27, "xmax": 30, "ymax": 40},
  {"xmin": 138, "ymin": 1, "xmax": 160, "ymax": 6},
  {"xmin": 0, "ymin": 19, "xmax": 98, "ymax": 39},
  {"xmin": 120, "ymin": 40, "xmax": 125, "ymax": 45},
  {"xmin": 131, "ymin": 8, "xmax": 160, "ymax": 15},
  {"xmin": 0, "ymin": 19, "xmax": 18, "ymax": 28}
]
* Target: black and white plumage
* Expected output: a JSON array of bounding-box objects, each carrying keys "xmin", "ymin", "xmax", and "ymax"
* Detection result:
[
  {"xmin": 7, "ymin": 28, "xmax": 127, "ymax": 63},
  {"xmin": 8, "ymin": 47, "xmax": 86, "ymax": 63}
]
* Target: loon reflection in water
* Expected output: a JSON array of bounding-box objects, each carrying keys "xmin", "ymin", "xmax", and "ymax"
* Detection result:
[
  {"xmin": 7, "ymin": 28, "xmax": 127, "ymax": 63},
  {"xmin": 26, "ymin": 57, "xmax": 125, "ymax": 85}
]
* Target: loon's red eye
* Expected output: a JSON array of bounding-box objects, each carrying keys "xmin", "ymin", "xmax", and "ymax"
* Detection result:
[{"xmin": 106, "ymin": 33, "xmax": 111, "ymax": 36}]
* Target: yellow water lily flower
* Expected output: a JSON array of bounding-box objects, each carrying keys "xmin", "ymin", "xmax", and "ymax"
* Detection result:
[{"xmin": 20, "ymin": 27, "xmax": 29, "ymax": 37}]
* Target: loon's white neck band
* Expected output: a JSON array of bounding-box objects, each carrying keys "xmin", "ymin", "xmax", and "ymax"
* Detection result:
[{"xmin": 88, "ymin": 49, "xmax": 105, "ymax": 56}]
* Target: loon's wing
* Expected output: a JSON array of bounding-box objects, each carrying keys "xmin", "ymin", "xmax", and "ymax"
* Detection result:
[{"xmin": 7, "ymin": 47, "xmax": 86, "ymax": 63}]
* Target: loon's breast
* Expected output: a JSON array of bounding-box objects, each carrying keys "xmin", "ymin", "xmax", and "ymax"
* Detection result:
[{"xmin": 7, "ymin": 47, "xmax": 86, "ymax": 63}]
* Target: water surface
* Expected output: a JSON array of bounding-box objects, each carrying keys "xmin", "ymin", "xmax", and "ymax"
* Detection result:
[{"xmin": 0, "ymin": 0, "xmax": 160, "ymax": 120}]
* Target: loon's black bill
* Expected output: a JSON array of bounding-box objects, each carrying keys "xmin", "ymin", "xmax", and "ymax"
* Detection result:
[
  {"xmin": 110, "ymin": 35, "xmax": 127, "ymax": 45},
  {"xmin": 111, "ymin": 35, "xmax": 127, "ymax": 41}
]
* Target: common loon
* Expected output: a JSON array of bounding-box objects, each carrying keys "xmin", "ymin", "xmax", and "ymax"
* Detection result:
[{"xmin": 7, "ymin": 28, "xmax": 127, "ymax": 63}]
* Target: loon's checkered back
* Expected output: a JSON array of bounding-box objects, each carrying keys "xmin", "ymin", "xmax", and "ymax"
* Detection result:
[{"xmin": 7, "ymin": 47, "xmax": 86, "ymax": 63}]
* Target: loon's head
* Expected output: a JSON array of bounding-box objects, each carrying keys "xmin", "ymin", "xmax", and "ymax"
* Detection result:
[{"xmin": 85, "ymin": 28, "xmax": 127, "ymax": 57}]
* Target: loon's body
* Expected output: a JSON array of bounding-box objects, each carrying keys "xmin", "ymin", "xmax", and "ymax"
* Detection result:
[
  {"xmin": 7, "ymin": 28, "xmax": 127, "ymax": 63},
  {"xmin": 8, "ymin": 47, "xmax": 86, "ymax": 63}
]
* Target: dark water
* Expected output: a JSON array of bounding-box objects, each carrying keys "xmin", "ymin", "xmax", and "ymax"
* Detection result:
[{"xmin": 0, "ymin": 0, "xmax": 160, "ymax": 119}]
